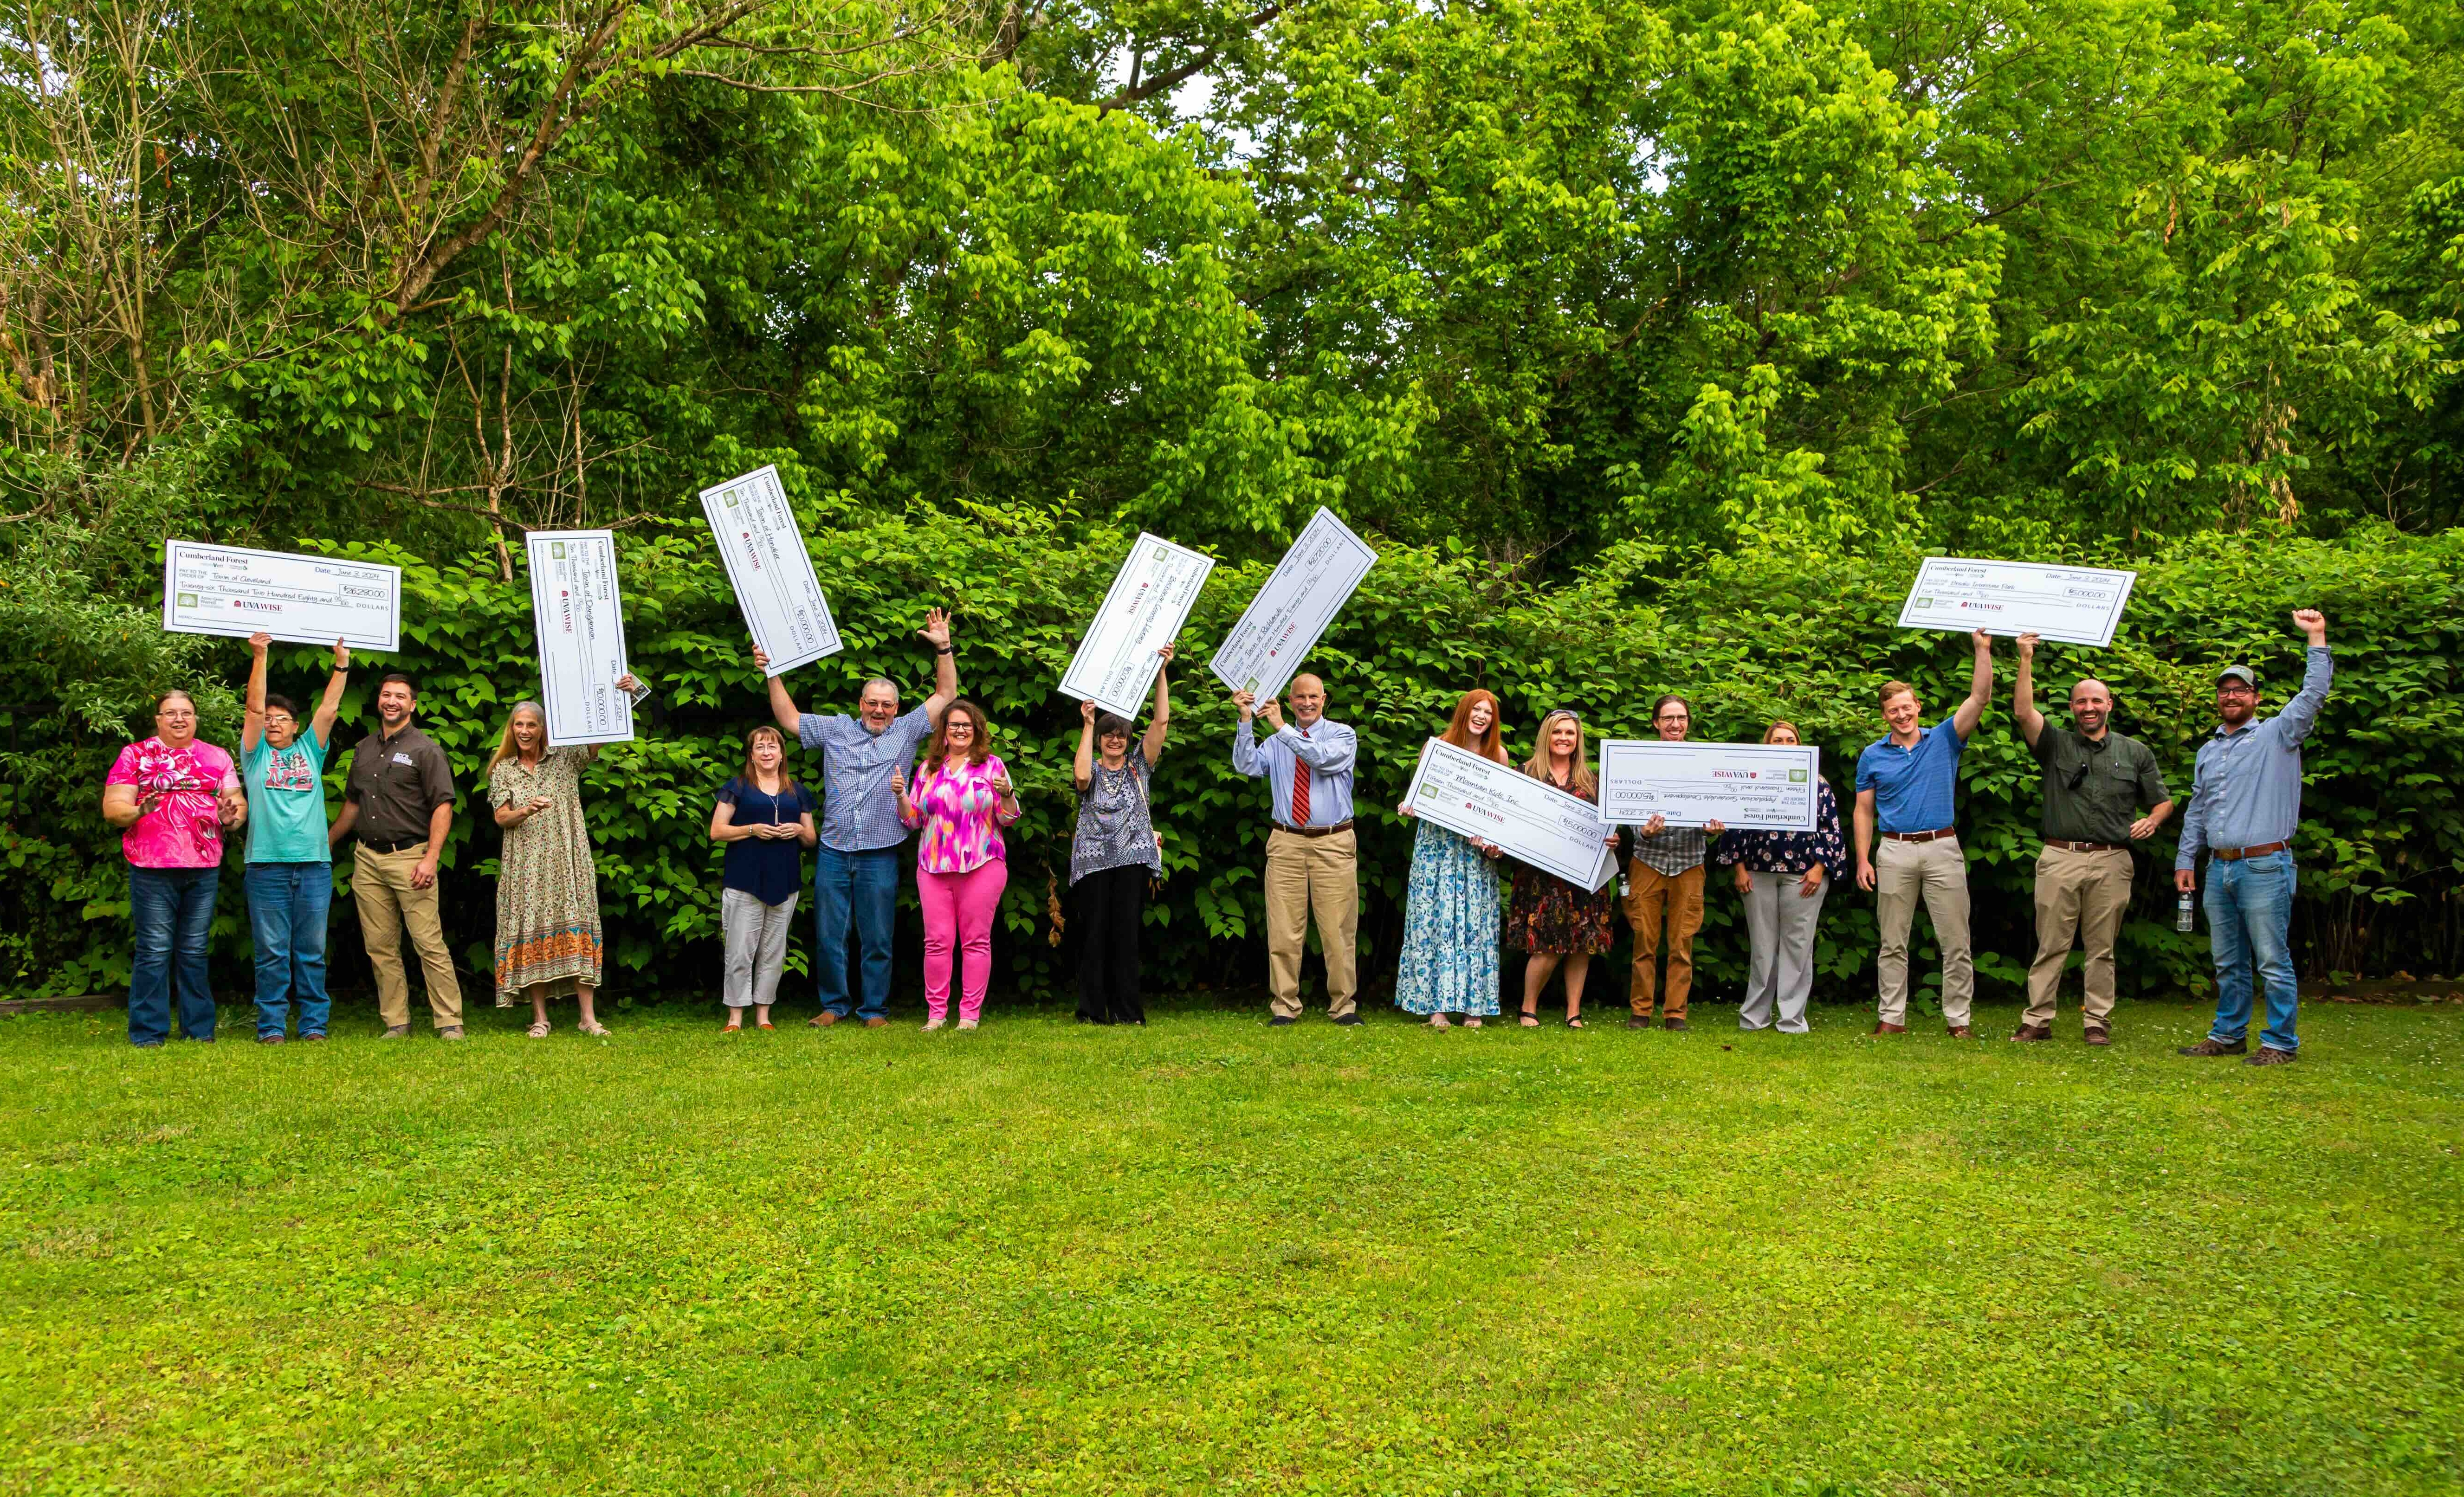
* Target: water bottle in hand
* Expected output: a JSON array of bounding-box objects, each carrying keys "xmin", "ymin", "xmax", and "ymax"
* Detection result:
[{"xmin": 2175, "ymin": 891, "xmax": 2195, "ymax": 933}]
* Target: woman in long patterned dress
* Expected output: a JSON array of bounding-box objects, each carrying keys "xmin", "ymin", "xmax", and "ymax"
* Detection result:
[
  {"xmin": 486, "ymin": 679, "xmax": 644, "ymax": 1037},
  {"xmin": 1505, "ymin": 709, "xmax": 1620, "ymax": 1028},
  {"xmin": 1393, "ymin": 689, "xmax": 1511, "ymax": 1027}
]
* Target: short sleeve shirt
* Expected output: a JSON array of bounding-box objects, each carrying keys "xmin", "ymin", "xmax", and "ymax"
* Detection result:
[
  {"xmin": 106, "ymin": 737, "xmax": 240, "ymax": 868},
  {"xmin": 798, "ymin": 706, "xmax": 936, "ymax": 853},
  {"xmin": 2033, "ymin": 727, "xmax": 2169, "ymax": 845},
  {"xmin": 715, "ymin": 776, "xmax": 818, "ymax": 904},
  {"xmin": 342, "ymin": 723, "xmax": 457, "ymax": 845},
  {"xmin": 1855, "ymin": 717, "xmax": 1966, "ymax": 834},
  {"xmin": 243, "ymin": 729, "xmax": 333, "ymax": 864}
]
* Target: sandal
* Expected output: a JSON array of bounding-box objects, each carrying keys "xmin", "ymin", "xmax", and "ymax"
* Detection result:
[
  {"xmin": 1520, "ymin": 1009, "xmax": 1540, "ymax": 1028},
  {"xmin": 1565, "ymin": 1016, "xmax": 1586, "ymax": 1029},
  {"xmin": 1464, "ymin": 1017, "xmax": 1483, "ymax": 1028},
  {"xmin": 1427, "ymin": 1014, "xmax": 1451, "ymax": 1029},
  {"xmin": 526, "ymin": 1020, "xmax": 551, "ymax": 1039},
  {"xmin": 577, "ymin": 1020, "xmax": 611, "ymax": 1038},
  {"xmin": 721, "ymin": 1020, "xmax": 743, "ymax": 1033},
  {"xmin": 757, "ymin": 1020, "xmax": 775, "ymax": 1031}
]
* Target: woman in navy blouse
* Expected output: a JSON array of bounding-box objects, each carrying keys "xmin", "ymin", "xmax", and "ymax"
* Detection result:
[{"xmin": 1712, "ymin": 721, "xmax": 1849, "ymax": 1033}]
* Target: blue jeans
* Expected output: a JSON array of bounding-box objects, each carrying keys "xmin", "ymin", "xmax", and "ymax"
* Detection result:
[
  {"xmin": 128, "ymin": 865, "xmax": 219, "ymax": 1046},
  {"xmin": 246, "ymin": 862, "xmax": 333, "ymax": 1038},
  {"xmin": 2205, "ymin": 850, "xmax": 2299, "ymax": 1053},
  {"xmin": 815, "ymin": 845, "xmax": 900, "ymax": 1019}
]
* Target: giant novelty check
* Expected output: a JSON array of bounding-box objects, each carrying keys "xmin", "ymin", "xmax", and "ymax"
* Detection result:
[
  {"xmin": 1401, "ymin": 738, "xmax": 1618, "ymax": 891},
  {"xmin": 700, "ymin": 465, "xmax": 843, "ymax": 678},
  {"xmin": 525, "ymin": 530, "xmax": 635, "ymax": 746},
  {"xmin": 162, "ymin": 542, "xmax": 401, "ymax": 652},
  {"xmin": 1896, "ymin": 557, "xmax": 2137, "ymax": 647},
  {"xmin": 1597, "ymin": 740, "xmax": 1821, "ymax": 832},
  {"xmin": 1209, "ymin": 507, "xmax": 1378, "ymax": 700},
  {"xmin": 1061, "ymin": 533, "xmax": 1216, "ymax": 720}
]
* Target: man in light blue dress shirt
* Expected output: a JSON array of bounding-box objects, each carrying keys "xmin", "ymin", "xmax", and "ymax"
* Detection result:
[
  {"xmin": 2176, "ymin": 609, "xmax": 2332, "ymax": 1066},
  {"xmin": 1232, "ymin": 674, "xmax": 1362, "ymax": 1026}
]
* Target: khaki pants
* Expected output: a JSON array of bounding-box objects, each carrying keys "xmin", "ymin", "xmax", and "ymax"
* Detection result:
[
  {"xmin": 1875, "ymin": 835, "xmax": 1972, "ymax": 1027},
  {"xmin": 352, "ymin": 843, "xmax": 463, "ymax": 1029},
  {"xmin": 1622, "ymin": 862, "xmax": 1705, "ymax": 1019},
  {"xmin": 1264, "ymin": 828, "xmax": 1359, "ymax": 1019},
  {"xmin": 2023, "ymin": 846, "xmax": 2133, "ymax": 1030}
]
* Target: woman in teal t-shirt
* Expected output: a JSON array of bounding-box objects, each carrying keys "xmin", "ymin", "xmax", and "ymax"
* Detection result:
[{"xmin": 240, "ymin": 632, "xmax": 351, "ymax": 1042}]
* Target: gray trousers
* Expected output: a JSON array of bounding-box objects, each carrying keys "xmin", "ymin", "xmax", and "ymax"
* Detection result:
[
  {"xmin": 722, "ymin": 887, "xmax": 799, "ymax": 1009},
  {"xmin": 1739, "ymin": 870, "xmax": 1829, "ymax": 1032}
]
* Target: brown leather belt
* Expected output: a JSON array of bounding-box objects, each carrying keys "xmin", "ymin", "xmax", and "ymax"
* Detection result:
[
  {"xmin": 2045, "ymin": 839, "xmax": 2126, "ymax": 853},
  {"xmin": 1274, "ymin": 820, "xmax": 1354, "ymax": 839},
  {"xmin": 2211, "ymin": 841, "xmax": 2288, "ymax": 861},
  {"xmin": 1881, "ymin": 827, "xmax": 1957, "ymax": 844}
]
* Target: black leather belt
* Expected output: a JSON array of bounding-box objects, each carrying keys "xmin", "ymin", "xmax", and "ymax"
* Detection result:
[{"xmin": 356, "ymin": 837, "xmax": 427, "ymax": 855}]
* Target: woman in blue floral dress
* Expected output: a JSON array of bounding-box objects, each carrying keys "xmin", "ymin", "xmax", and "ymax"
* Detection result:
[{"xmin": 1393, "ymin": 690, "xmax": 1512, "ymax": 1027}]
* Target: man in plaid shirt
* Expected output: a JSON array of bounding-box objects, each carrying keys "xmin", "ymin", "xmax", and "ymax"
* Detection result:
[{"xmin": 1622, "ymin": 695, "xmax": 1725, "ymax": 1031}]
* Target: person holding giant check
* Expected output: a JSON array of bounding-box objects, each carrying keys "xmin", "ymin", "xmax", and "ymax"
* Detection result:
[
  {"xmin": 1233, "ymin": 673, "xmax": 1363, "ymax": 1026},
  {"xmin": 1853, "ymin": 631, "xmax": 1995, "ymax": 1039}
]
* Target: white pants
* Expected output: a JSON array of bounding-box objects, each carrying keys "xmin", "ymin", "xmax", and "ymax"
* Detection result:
[
  {"xmin": 1739, "ymin": 871, "xmax": 1829, "ymax": 1032},
  {"xmin": 722, "ymin": 888, "xmax": 799, "ymax": 1009}
]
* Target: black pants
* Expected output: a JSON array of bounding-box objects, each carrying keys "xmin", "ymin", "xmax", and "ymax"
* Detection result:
[{"xmin": 1074, "ymin": 864, "xmax": 1147, "ymax": 1024}]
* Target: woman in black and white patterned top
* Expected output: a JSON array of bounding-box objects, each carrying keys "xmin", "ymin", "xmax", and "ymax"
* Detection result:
[{"xmin": 1070, "ymin": 644, "xmax": 1174, "ymax": 1025}]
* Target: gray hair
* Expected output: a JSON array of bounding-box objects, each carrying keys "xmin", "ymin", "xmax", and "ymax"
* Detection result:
[
  {"xmin": 859, "ymin": 677, "xmax": 900, "ymax": 703},
  {"xmin": 510, "ymin": 700, "xmax": 547, "ymax": 724}
]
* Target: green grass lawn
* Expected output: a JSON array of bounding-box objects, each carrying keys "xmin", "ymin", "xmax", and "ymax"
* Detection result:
[{"xmin": 2, "ymin": 997, "xmax": 2458, "ymax": 1496}]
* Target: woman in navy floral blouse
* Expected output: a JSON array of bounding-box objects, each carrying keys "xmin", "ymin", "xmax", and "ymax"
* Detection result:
[{"xmin": 1711, "ymin": 721, "xmax": 1849, "ymax": 1033}]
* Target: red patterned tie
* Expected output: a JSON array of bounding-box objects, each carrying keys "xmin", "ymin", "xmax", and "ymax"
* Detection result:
[{"xmin": 1290, "ymin": 735, "xmax": 1312, "ymax": 826}]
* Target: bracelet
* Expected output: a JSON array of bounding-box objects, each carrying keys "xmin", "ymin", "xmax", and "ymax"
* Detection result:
[{"xmin": 933, "ymin": 645, "xmax": 954, "ymax": 655}]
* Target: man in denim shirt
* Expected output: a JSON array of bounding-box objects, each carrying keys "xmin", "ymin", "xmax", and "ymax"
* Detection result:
[{"xmin": 2175, "ymin": 609, "xmax": 2332, "ymax": 1067}]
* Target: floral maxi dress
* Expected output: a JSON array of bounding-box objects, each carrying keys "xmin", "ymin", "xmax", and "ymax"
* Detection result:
[
  {"xmin": 1393, "ymin": 819, "xmax": 1503, "ymax": 1016},
  {"xmin": 487, "ymin": 748, "xmax": 604, "ymax": 999}
]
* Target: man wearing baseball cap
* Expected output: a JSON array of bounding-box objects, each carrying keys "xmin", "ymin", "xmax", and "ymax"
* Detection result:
[{"xmin": 2175, "ymin": 609, "xmax": 2332, "ymax": 1065}]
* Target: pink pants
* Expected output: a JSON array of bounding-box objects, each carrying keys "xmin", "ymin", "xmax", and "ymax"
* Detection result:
[{"xmin": 918, "ymin": 861, "xmax": 1008, "ymax": 1023}]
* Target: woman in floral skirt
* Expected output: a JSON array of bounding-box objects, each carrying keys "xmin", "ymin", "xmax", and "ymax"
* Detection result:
[{"xmin": 1393, "ymin": 689, "xmax": 1511, "ymax": 1028}]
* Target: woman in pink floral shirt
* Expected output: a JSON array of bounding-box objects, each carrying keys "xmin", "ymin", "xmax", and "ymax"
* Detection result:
[
  {"xmin": 102, "ymin": 690, "xmax": 247, "ymax": 1046},
  {"xmin": 894, "ymin": 700, "xmax": 1022, "ymax": 1030}
]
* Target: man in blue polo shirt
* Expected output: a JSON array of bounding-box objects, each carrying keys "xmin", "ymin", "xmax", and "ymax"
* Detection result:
[{"xmin": 1854, "ymin": 629, "xmax": 1995, "ymax": 1038}]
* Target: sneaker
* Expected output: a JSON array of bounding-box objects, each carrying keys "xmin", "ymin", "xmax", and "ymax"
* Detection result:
[
  {"xmin": 1662, "ymin": 1017, "xmax": 1690, "ymax": 1032},
  {"xmin": 379, "ymin": 1025, "xmax": 411, "ymax": 1040},
  {"xmin": 2176, "ymin": 1037, "xmax": 2247, "ymax": 1057},
  {"xmin": 2010, "ymin": 1024, "xmax": 2053, "ymax": 1042},
  {"xmin": 2082, "ymin": 1025, "xmax": 2112, "ymax": 1047},
  {"xmin": 437, "ymin": 1026, "xmax": 466, "ymax": 1041},
  {"xmin": 1625, "ymin": 1015, "xmax": 1653, "ymax": 1030},
  {"xmin": 1268, "ymin": 1016, "xmax": 1297, "ymax": 1027},
  {"xmin": 1333, "ymin": 1013, "xmax": 1364, "ymax": 1027},
  {"xmin": 2244, "ymin": 1045, "xmax": 2296, "ymax": 1066}
]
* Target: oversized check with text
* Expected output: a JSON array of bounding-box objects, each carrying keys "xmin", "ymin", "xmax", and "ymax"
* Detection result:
[
  {"xmin": 162, "ymin": 542, "xmax": 401, "ymax": 652},
  {"xmin": 1597, "ymin": 740, "xmax": 1822, "ymax": 832},
  {"xmin": 525, "ymin": 530, "xmax": 635, "ymax": 746},
  {"xmin": 1401, "ymin": 738, "xmax": 1617, "ymax": 891},
  {"xmin": 1061, "ymin": 534, "xmax": 1216, "ymax": 720},
  {"xmin": 1209, "ymin": 507, "xmax": 1378, "ymax": 699},
  {"xmin": 1896, "ymin": 557, "xmax": 2137, "ymax": 647},
  {"xmin": 700, "ymin": 465, "xmax": 842, "ymax": 677}
]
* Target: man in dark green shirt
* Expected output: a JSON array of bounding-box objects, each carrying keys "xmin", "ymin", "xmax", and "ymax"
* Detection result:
[{"xmin": 2011, "ymin": 633, "xmax": 2174, "ymax": 1045}]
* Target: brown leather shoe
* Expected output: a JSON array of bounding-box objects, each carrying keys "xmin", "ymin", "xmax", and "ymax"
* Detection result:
[
  {"xmin": 1946, "ymin": 1025, "xmax": 1973, "ymax": 1039},
  {"xmin": 2010, "ymin": 1023, "xmax": 2052, "ymax": 1042},
  {"xmin": 2244, "ymin": 1045, "xmax": 2296, "ymax": 1066},
  {"xmin": 1625, "ymin": 1015, "xmax": 1653, "ymax": 1030},
  {"xmin": 808, "ymin": 1011, "xmax": 839, "ymax": 1028},
  {"xmin": 863, "ymin": 1016, "xmax": 888, "ymax": 1028},
  {"xmin": 2176, "ymin": 1037, "xmax": 2246, "ymax": 1057},
  {"xmin": 1663, "ymin": 1017, "xmax": 1690, "ymax": 1032},
  {"xmin": 2082, "ymin": 1025, "xmax": 2112, "ymax": 1046},
  {"xmin": 1870, "ymin": 1021, "xmax": 1906, "ymax": 1035}
]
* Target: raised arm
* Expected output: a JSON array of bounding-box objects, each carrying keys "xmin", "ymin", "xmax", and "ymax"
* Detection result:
[
  {"xmin": 756, "ymin": 647, "xmax": 803, "ymax": 737},
  {"xmin": 243, "ymin": 632, "xmax": 271, "ymax": 754},
  {"xmin": 1951, "ymin": 629, "xmax": 1994, "ymax": 740},
  {"xmin": 2273, "ymin": 609, "xmax": 2333, "ymax": 745},
  {"xmin": 1073, "ymin": 698, "xmax": 1098, "ymax": 792},
  {"xmin": 582, "ymin": 673, "xmax": 650, "ymax": 762},
  {"xmin": 310, "ymin": 639, "xmax": 351, "ymax": 748},
  {"xmin": 2011, "ymin": 632, "xmax": 2044, "ymax": 748},
  {"xmin": 918, "ymin": 608, "xmax": 957, "ymax": 724},
  {"xmin": 1142, "ymin": 644, "xmax": 1174, "ymax": 764},
  {"xmin": 1229, "ymin": 696, "xmax": 1268, "ymax": 777}
]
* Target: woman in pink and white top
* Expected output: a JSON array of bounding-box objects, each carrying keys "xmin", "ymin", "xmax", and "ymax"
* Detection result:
[
  {"xmin": 101, "ymin": 690, "xmax": 248, "ymax": 1047},
  {"xmin": 893, "ymin": 699, "xmax": 1022, "ymax": 1031}
]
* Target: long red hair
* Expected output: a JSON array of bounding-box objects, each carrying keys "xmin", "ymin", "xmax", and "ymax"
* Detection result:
[{"xmin": 1440, "ymin": 690, "xmax": 1509, "ymax": 763}]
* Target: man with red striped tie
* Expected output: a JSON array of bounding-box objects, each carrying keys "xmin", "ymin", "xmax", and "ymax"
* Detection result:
[{"xmin": 1232, "ymin": 675, "xmax": 1362, "ymax": 1026}]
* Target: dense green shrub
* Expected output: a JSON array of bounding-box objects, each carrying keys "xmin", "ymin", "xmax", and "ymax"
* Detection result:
[{"xmin": 5, "ymin": 511, "xmax": 2458, "ymax": 1009}]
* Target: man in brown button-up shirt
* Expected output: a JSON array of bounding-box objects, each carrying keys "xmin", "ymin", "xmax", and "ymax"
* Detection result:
[{"xmin": 330, "ymin": 672, "xmax": 463, "ymax": 1037}]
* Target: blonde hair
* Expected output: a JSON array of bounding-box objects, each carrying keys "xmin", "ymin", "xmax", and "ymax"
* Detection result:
[
  {"xmin": 1878, "ymin": 680, "xmax": 1917, "ymax": 710},
  {"xmin": 1521, "ymin": 710, "xmax": 1595, "ymax": 797},
  {"xmin": 485, "ymin": 701, "xmax": 548, "ymax": 778},
  {"xmin": 1763, "ymin": 719, "xmax": 1800, "ymax": 744}
]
